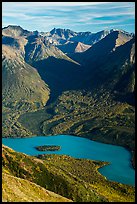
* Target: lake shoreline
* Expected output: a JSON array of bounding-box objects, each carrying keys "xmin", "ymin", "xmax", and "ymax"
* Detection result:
[
  {"xmin": 2, "ymin": 133, "xmax": 135, "ymax": 169},
  {"xmin": 2, "ymin": 134, "xmax": 135, "ymax": 186}
]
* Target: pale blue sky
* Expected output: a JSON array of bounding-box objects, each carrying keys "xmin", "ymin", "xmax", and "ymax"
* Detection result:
[{"xmin": 2, "ymin": 2, "xmax": 135, "ymax": 33}]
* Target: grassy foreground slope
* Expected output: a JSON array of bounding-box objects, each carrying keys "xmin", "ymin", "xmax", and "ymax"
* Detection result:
[
  {"xmin": 2, "ymin": 173, "xmax": 72, "ymax": 202},
  {"xmin": 2, "ymin": 145, "xmax": 135, "ymax": 202}
]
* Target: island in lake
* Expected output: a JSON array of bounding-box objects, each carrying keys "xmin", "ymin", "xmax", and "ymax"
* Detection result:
[{"xmin": 35, "ymin": 145, "xmax": 61, "ymax": 151}]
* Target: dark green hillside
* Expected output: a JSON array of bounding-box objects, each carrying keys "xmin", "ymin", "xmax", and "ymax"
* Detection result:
[
  {"xmin": 2, "ymin": 45, "xmax": 50, "ymax": 137},
  {"xmin": 2, "ymin": 45, "xmax": 50, "ymax": 106},
  {"xmin": 2, "ymin": 145, "xmax": 135, "ymax": 202},
  {"xmin": 42, "ymin": 90, "xmax": 135, "ymax": 152}
]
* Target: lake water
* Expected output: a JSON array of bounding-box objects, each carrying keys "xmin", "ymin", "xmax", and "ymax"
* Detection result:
[{"xmin": 2, "ymin": 135, "xmax": 135, "ymax": 186}]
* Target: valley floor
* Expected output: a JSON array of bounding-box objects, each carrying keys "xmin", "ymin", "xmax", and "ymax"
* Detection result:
[{"xmin": 3, "ymin": 90, "xmax": 134, "ymax": 167}]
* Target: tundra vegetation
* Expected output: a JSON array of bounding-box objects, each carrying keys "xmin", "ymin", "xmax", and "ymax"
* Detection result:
[{"xmin": 2, "ymin": 145, "xmax": 135, "ymax": 202}]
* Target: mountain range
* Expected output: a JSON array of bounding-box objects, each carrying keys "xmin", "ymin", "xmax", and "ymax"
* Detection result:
[
  {"xmin": 2, "ymin": 25, "xmax": 135, "ymax": 201},
  {"xmin": 2, "ymin": 24, "xmax": 135, "ymax": 142}
]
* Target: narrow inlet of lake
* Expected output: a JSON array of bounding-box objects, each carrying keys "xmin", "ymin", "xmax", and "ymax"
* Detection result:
[{"xmin": 2, "ymin": 135, "xmax": 135, "ymax": 186}]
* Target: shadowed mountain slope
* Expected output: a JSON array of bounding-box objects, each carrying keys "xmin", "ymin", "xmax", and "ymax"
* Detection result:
[
  {"xmin": 70, "ymin": 31, "xmax": 135, "ymax": 97},
  {"xmin": 57, "ymin": 41, "xmax": 91, "ymax": 55},
  {"xmin": 72, "ymin": 30, "xmax": 133, "ymax": 65}
]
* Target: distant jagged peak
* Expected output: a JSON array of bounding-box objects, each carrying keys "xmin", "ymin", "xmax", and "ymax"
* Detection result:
[
  {"xmin": 108, "ymin": 30, "xmax": 133, "ymax": 50},
  {"xmin": 90, "ymin": 29, "xmax": 134, "ymax": 51},
  {"xmin": 3, "ymin": 25, "xmax": 25, "ymax": 31},
  {"xmin": 2, "ymin": 25, "xmax": 31, "ymax": 38},
  {"xmin": 57, "ymin": 41, "xmax": 91, "ymax": 55},
  {"xmin": 73, "ymin": 29, "xmax": 134, "ymax": 66},
  {"xmin": 75, "ymin": 42, "xmax": 91, "ymax": 53},
  {"xmin": 2, "ymin": 25, "xmax": 39, "ymax": 38},
  {"xmin": 50, "ymin": 27, "xmax": 77, "ymax": 34},
  {"xmin": 69, "ymin": 29, "xmax": 112, "ymax": 46},
  {"xmin": 69, "ymin": 41, "xmax": 91, "ymax": 52},
  {"xmin": 49, "ymin": 27, "xmax": 77, "ymax": 40},
  {"xmin": 110, "ymin": 28, "xmax": 134, "ymax": 36}
]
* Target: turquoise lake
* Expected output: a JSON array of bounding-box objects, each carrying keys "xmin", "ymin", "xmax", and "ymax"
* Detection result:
[{"xmin": 2, "ymin": 135, "xmax": 135, "ymax": 186}]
